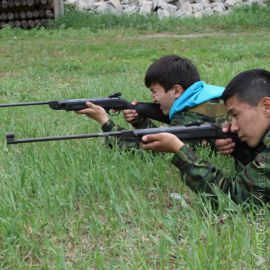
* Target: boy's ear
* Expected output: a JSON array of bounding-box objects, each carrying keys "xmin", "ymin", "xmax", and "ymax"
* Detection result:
[
  {"xmin": 172, "ymin": 84, "xmax": 184, "ymax": 98},
  {"xmin": 261, "ymin": 97, "xmax": 270, "ymax": 118}
]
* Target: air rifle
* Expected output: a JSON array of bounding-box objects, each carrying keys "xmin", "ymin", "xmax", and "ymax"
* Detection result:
[
  {"xmin": 0, "ymin": 92, "xmax": 170, "ymax": 124},
  {"xmin": 6, "ymin": 123, "xmax": 242, "ymax": 145}
]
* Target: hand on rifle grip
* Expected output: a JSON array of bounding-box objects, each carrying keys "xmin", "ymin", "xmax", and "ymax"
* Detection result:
[
  {"xmin": 215, "ymin": 122, "xmax": 235, "ymax": 155},
  {"xmin": 123, "ymin": 100, "xmax": 138, "ymax": 124},
  {"xmin": 76, "ymin": 102, "xmax": 109, "ymax": 125}
]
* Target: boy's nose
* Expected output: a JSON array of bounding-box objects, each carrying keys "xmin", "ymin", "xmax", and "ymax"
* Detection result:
[
  {"xmin": 152, "ymin": 96, "xmax": 157, "ymax": 103},
  {"xmin": 230, "ymin": 119, "xmax": 239, "ymax": 133}
]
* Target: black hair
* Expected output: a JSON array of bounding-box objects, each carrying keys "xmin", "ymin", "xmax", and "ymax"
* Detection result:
[
  {"xmin": 144, "ymin": 55, "xmax": 200, "ymax": 92},
  {"xmin": 222, "ymin": 69, "xmax": 270, "ymax": 106}
]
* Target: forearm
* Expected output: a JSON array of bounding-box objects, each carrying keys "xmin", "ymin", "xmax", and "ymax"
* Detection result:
[
  {"xmin": 102, "ymin": 119, "xmax": 140, "ymax": 149},
  {"xmin": 101, "ymin": 119, "xmax": 121, "ymax": 132},
  {"xmin": 171, "ymin": 146, "xmax": 270, "ymax": 204}
]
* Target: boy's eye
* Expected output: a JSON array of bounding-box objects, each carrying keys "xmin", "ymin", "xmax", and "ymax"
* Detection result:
[
  {"xmin": 226, "ymin": 116, "xmax": 231, "ymax": 121},
  {"xmin": 226, "ymin": 113, "xmax": 238, "ymax": 121},
  {"xmin": 229, "ymin": 113, "xmax": 239, "ymax": 120}
]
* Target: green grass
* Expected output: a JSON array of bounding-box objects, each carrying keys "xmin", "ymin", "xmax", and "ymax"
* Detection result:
[{"xmin": 0, "ymin": 5, "xmax": 270, "ymax": 269}]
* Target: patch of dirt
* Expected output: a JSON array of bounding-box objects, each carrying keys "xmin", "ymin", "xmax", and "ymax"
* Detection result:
[{"xmin": 126, "ymin": 30, "xmax": 270, "ymax": 39}]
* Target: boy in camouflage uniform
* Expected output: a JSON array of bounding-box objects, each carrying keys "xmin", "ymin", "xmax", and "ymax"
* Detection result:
[
  {"xmin": 141, "ymin": 69, "xmax": 270, "ymax": 204},
  {"xmin": 77, "ymin": 55, "xmax": 225, "ymax": 148}
]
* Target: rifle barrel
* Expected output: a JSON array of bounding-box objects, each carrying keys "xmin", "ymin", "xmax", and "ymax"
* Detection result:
[
  {"xmin": 0, "ymin": 101, "xmax": 50, "ymax": 107},
  {"xmin": 6, "ymin": 130, "xmax": 131, "ymax": 144}
]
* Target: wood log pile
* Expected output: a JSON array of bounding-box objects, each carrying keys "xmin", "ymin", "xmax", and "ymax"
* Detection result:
[{"xmin": 0, "ymin": 0, "xmax": 55, "ymax": 28}]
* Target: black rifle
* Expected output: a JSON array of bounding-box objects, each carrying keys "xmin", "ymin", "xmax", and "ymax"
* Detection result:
[
  {"xmin": 6, "ymin": 123, "xmax": 241, "ymax": 145},
  {"xmin": 0, "ymin": 92, "xmax": 170, "ymax": 124}
]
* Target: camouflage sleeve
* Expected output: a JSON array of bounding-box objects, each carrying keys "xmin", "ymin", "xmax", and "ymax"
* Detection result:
[
  {"xmin": 171, "ymin": 145, "xmax": 270, "ymax": 204},
  {"xmin": 101, "ymin": 119, "xmax": 140, "ymax": 149},
  {"xmin": 101, "ymin": 116, "xmax": 157, "ymax": 149}
]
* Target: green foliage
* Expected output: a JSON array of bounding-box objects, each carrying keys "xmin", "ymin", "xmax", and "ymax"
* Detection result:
[{"xmin": 0, "ymin": 12, "xmax": 270, "ymax": 269}]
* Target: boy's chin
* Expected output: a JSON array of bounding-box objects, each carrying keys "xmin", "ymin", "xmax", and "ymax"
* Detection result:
[
  {"xmin": 246, "ymin": 139, "xmax": 260, "ymax": 148},
  {"xmin": 161, "ymin": 109, "xmax": 169, "ymax": 115}
]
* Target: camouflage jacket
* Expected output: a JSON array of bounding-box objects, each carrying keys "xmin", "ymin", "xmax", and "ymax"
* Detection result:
[
  {"xmin": 171, "ymin": 129, "xmax": 270, "ymax": 204},
  {"xmin": 101, "ymin": 110, "xmax": 225, "ymax": 149}
]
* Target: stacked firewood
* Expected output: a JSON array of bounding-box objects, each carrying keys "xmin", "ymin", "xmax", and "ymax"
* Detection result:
[{"xmin": 0, "ymin": 0, "xmax": 55, "ymax": 28}]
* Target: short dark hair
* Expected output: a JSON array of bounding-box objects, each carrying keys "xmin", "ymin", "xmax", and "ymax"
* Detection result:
[
  {"xmin": 144, "ymin": 55, "xmax": 201, "ymax": 92},
  {"xmin": 222, "ymin": 69, "xmax": 270, "ymax": 106}
]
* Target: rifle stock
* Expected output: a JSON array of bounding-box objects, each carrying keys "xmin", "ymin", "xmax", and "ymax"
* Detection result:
[{"xmin": 0, "ymin": 92, "xmax": 170, "ymax": 124}]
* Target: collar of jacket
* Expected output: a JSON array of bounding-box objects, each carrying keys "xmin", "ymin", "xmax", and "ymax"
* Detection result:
[
  {"xmin": 262, "ymin": 128, "xmax": 270, "ymax": 147},
  {"xmin": 169, "ymin": 81, "xmax": 225, "ymax": 120}
]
